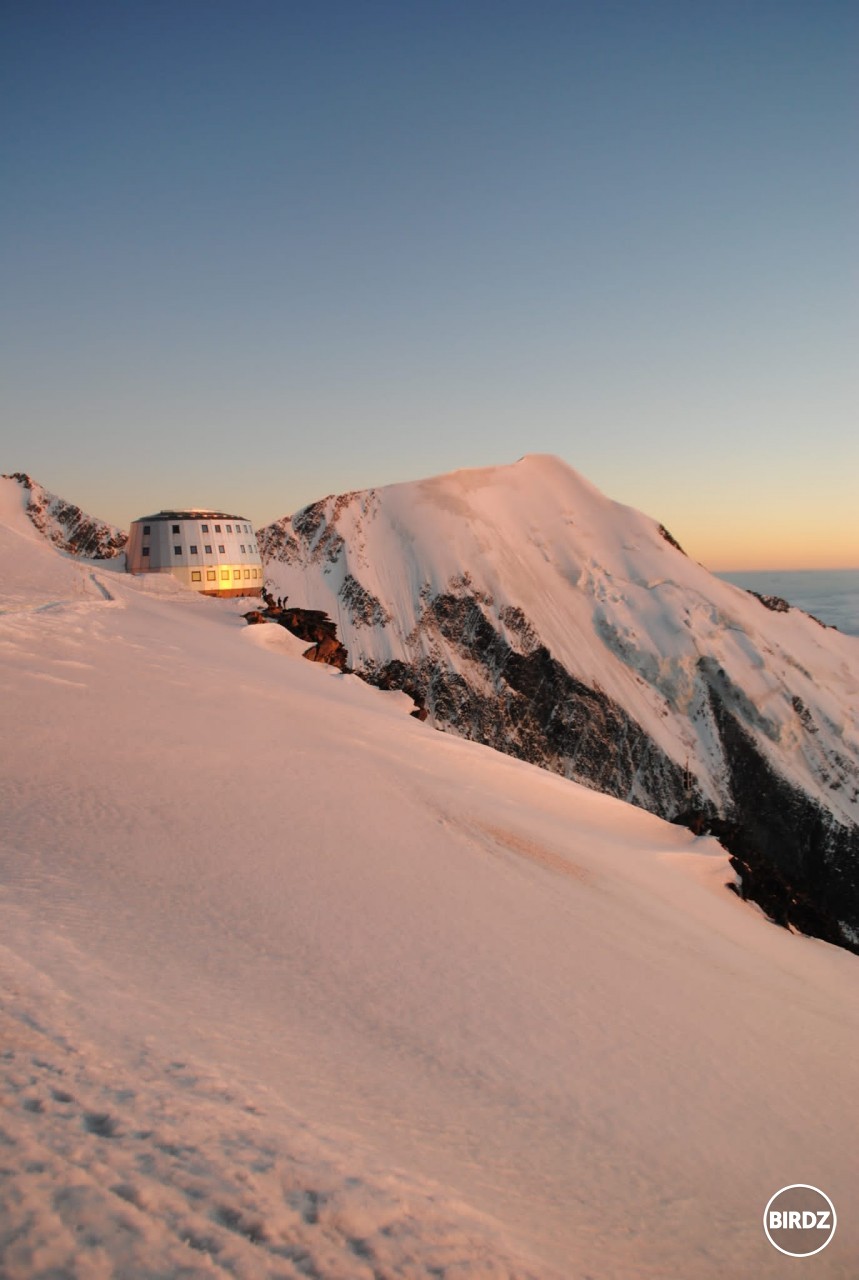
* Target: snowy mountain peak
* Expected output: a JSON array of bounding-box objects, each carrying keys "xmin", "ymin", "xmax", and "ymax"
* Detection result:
[
  {"xmin": 2, "ymin": 472, "xmax": 127, "ymax": 559},
  {"xmin": 259, "ymin": 458, "xmax": 859, "ymax": 950}
]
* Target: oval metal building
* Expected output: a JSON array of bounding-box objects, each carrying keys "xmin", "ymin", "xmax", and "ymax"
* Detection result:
[{"xmin": 126, "ymin": 510, "xmax": 264, "ymax": 597}]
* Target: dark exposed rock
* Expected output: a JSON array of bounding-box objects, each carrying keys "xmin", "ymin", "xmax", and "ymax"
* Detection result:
[
  {"xmin": 657, "ymin": 523, "xmax": 686, "ymax": 555},
  {"xmin": 5, "ymin": 472, "xmax": 127, "ymax": 558},
  {"xmin": 671, "ymin": 804, "xmax": 852, "ymax": 947},
  {"xmin": 258, "ymin": 495, "xmax": 362, "ymax": 569},
  {"xmin": 273, "ymin": 606, "xmax": 349, "ymax": 671},
  {"xmin": 363, "ymin": 590, "xmax": 697, "ymax": 817},
  {"xmin": 339, "ymin": 574, "xmax": 391, "ymax": 628},
  {"xmin": 277, "ymin": 607, "xmax": 338, "ymax": 642},
  {"xmin": 747, "ymin": 590, "xmax": 791, "ymax": 614},
  {"xmin": 362, "ymin": 658, "xmax": 427, "ymax": 720},
  {"xmin": 288, "ymin": 495, "xmax": 356, "ymax": 566},
  {"xmin": 744, "ymin": 588, "xmax": 833, "ymax": 630},
  {"xmin": 498, "ymin": 605, "xmax": 540, "ymax": 653},
  {"xmin": 791, "ymin": 696, "xmax": 818, "ymax": 734},
  {"xmin": 291, "ymin": 500, "xmax": 330, "ymax": 544},
  {"xmin": 705, "ymin": 689, "xmax": 859, "ymax": 952},
  {"xmin": 257, "ymin": 521, "xmax": 301, "ymax": 565},
  {"xmin": 303, "ymin": 634, "xmax": 349, "ymax": 671}
]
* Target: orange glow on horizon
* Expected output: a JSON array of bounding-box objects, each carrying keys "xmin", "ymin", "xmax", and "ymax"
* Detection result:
[{"xmin": 673, "ymin": 515, "xmax": 859, "ymax": 575}]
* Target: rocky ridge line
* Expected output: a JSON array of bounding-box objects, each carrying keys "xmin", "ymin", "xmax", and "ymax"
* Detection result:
[{"xmin": 4, "ymin": 472, "xmax": 127, "ymax": 559}]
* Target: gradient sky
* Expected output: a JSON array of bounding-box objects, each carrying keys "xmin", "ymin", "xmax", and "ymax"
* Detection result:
[{"xmin": 2, "ymin": 0, "xmax": 856, "ymax": 569}]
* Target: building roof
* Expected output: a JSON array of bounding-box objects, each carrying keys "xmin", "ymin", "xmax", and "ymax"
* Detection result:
[{"xmin": 133, "ymin": 510, "xmax": 250, "ymax": 523}]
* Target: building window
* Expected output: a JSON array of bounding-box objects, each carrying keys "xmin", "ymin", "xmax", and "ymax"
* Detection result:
[
  {"xmin": 191, "ymin": 571, "xmax": 202, "ymax": 582},
  {"xmin": 206, "ymin": 569, "xmax": 216, "ymax": 581},
  {"xmin": 226, "ymin": 524, "xmax": 232, "ymax": 533},
  {"xmin": 218, "ymin": 544, "xmax": 225, "ymax": 553},
  {"xmin": 233, "ymin": 569, "xmax": 240, "ymax": 579},
  {"xmin": 190, "ymin": 545, "xmax": 198, "ymax": 554},
  {"xmin": 220, "ymin": 569, "xmax": 229, "ymax": 580},
  {"xmin": 142, "ymin": 546, "xmax": 150, "ymax": 557},
  {"xmin": 243, "ymin": 569, "xmax": 250, "ymax": 578},
  {"xmin": 215, "ymin": 524, "xmax": 221, "ymax": 532},
  {"xmin": 205, "ymin": 544, "xmax": 212, "ymax": 554},
  {"xmin": 201, "ymin": 524, "xmax": 209, "ymax": 533},
  {"xmin": 143, "ymin": 525, "xmax": 150, "ymax": 535},
  {"xmin": 251, "ymin": 568, "xmax": 258, "ymax": 578},
  {"xmin": 174, "ymin": 546, "xmax": 181, "ymax": 555},
  {"xmin": 240, "ymin": 544, "xmax": 246, "ymax": 553},
  {"xmin": 172, "ymin": 524, "xmax": 180, "ymax": 534}
]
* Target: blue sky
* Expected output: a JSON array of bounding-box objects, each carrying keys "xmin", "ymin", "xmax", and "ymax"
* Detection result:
[{"xmin": 2, "ymin": 0, "xmax": 856, "ymax": 567}]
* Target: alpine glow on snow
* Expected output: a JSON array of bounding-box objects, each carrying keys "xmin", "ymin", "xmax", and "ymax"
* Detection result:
[{"xmin": 1, "ymin": 470, "xmax": 857, "ymax": 1278}]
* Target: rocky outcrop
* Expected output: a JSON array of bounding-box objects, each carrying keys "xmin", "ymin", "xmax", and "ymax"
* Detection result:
[
  {"xmin": 747, "ymin": 590, "xmax": 790, "ymax": 613},
  {"xmin": 251, "ymin": 601, "xmax": 350, "ymax": 671},
  {"xmin": 339, "ymin": 574, "xmax": 391, "ymax": 628},
  {"xmin": 707, "ymin": 692, "xmax": 859, "ymax": 951},
  {"xmin": 746, "ymin": 588, "xmax": 830, "ymax": 629},
  {"xmin": 260, "ymin": 492, "xmax": 362, "ymax": 568},
  {"xmin": 303, "ymin": 632, "xmax": 349, "ymax": 669},
  {"xmin": 657, "ymin": 524, "xmax": 686, "ymax": 554},
  {"xmin": 363, "ymin": 589, "xmax": 697, "ymax": 813},
  {"xmin": 4, "ymin": 472, "xmax": 127, "ymax": 559}
]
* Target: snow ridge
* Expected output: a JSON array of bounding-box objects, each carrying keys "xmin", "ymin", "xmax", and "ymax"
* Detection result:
[{"xmin": 2, "ymin": 472, "xmax": 127, "ymax": 559}]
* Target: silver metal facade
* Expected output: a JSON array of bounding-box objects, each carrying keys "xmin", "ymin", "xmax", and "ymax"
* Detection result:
[{"xmin": 126, "ymin": 510, "xmax": 264, "ymax": 597}]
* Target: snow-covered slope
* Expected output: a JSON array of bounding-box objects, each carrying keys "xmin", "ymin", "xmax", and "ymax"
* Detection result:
[
  {"xmin": 3, "ymin": 482, "xmax": 858, "ymax": 1277},
  {"xmin": 259, "ymin": 455, "xmax": 859, "ymax": 950},
  {"xmin": 1, "ymin": 471, "xmax": 127, "ymax": 559}
]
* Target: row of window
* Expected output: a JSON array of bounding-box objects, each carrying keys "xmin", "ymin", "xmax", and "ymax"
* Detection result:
[
  {"xmin": 183, "ymin": 543, "xmax": 254, "ymax": 555},
  {"xmin": 190, "ymin": 568, "xmax": 260, "ymax": 582},
  {"xmin": 141, "ymin": 522, "xmax": 253, "ymax": 536},
  {"xmin": 141, "ymin": 544, "xmax": 258, "ymax": 558}
]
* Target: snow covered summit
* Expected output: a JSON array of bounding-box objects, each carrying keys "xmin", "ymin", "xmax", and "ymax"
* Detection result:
[{"xmin": 260, "ymin": 454, "xmax": 859, "ymax": 950}]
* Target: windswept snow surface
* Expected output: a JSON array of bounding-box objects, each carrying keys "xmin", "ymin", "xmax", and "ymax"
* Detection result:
[{"xmin": 1, "ymin": 476, "xmax": 858, "ymax": 1278}]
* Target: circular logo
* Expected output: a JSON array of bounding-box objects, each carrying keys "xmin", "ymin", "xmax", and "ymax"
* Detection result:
[{"xmin": 763, "ymin": 1185, "xmax": 837, "ymax": 1257}]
